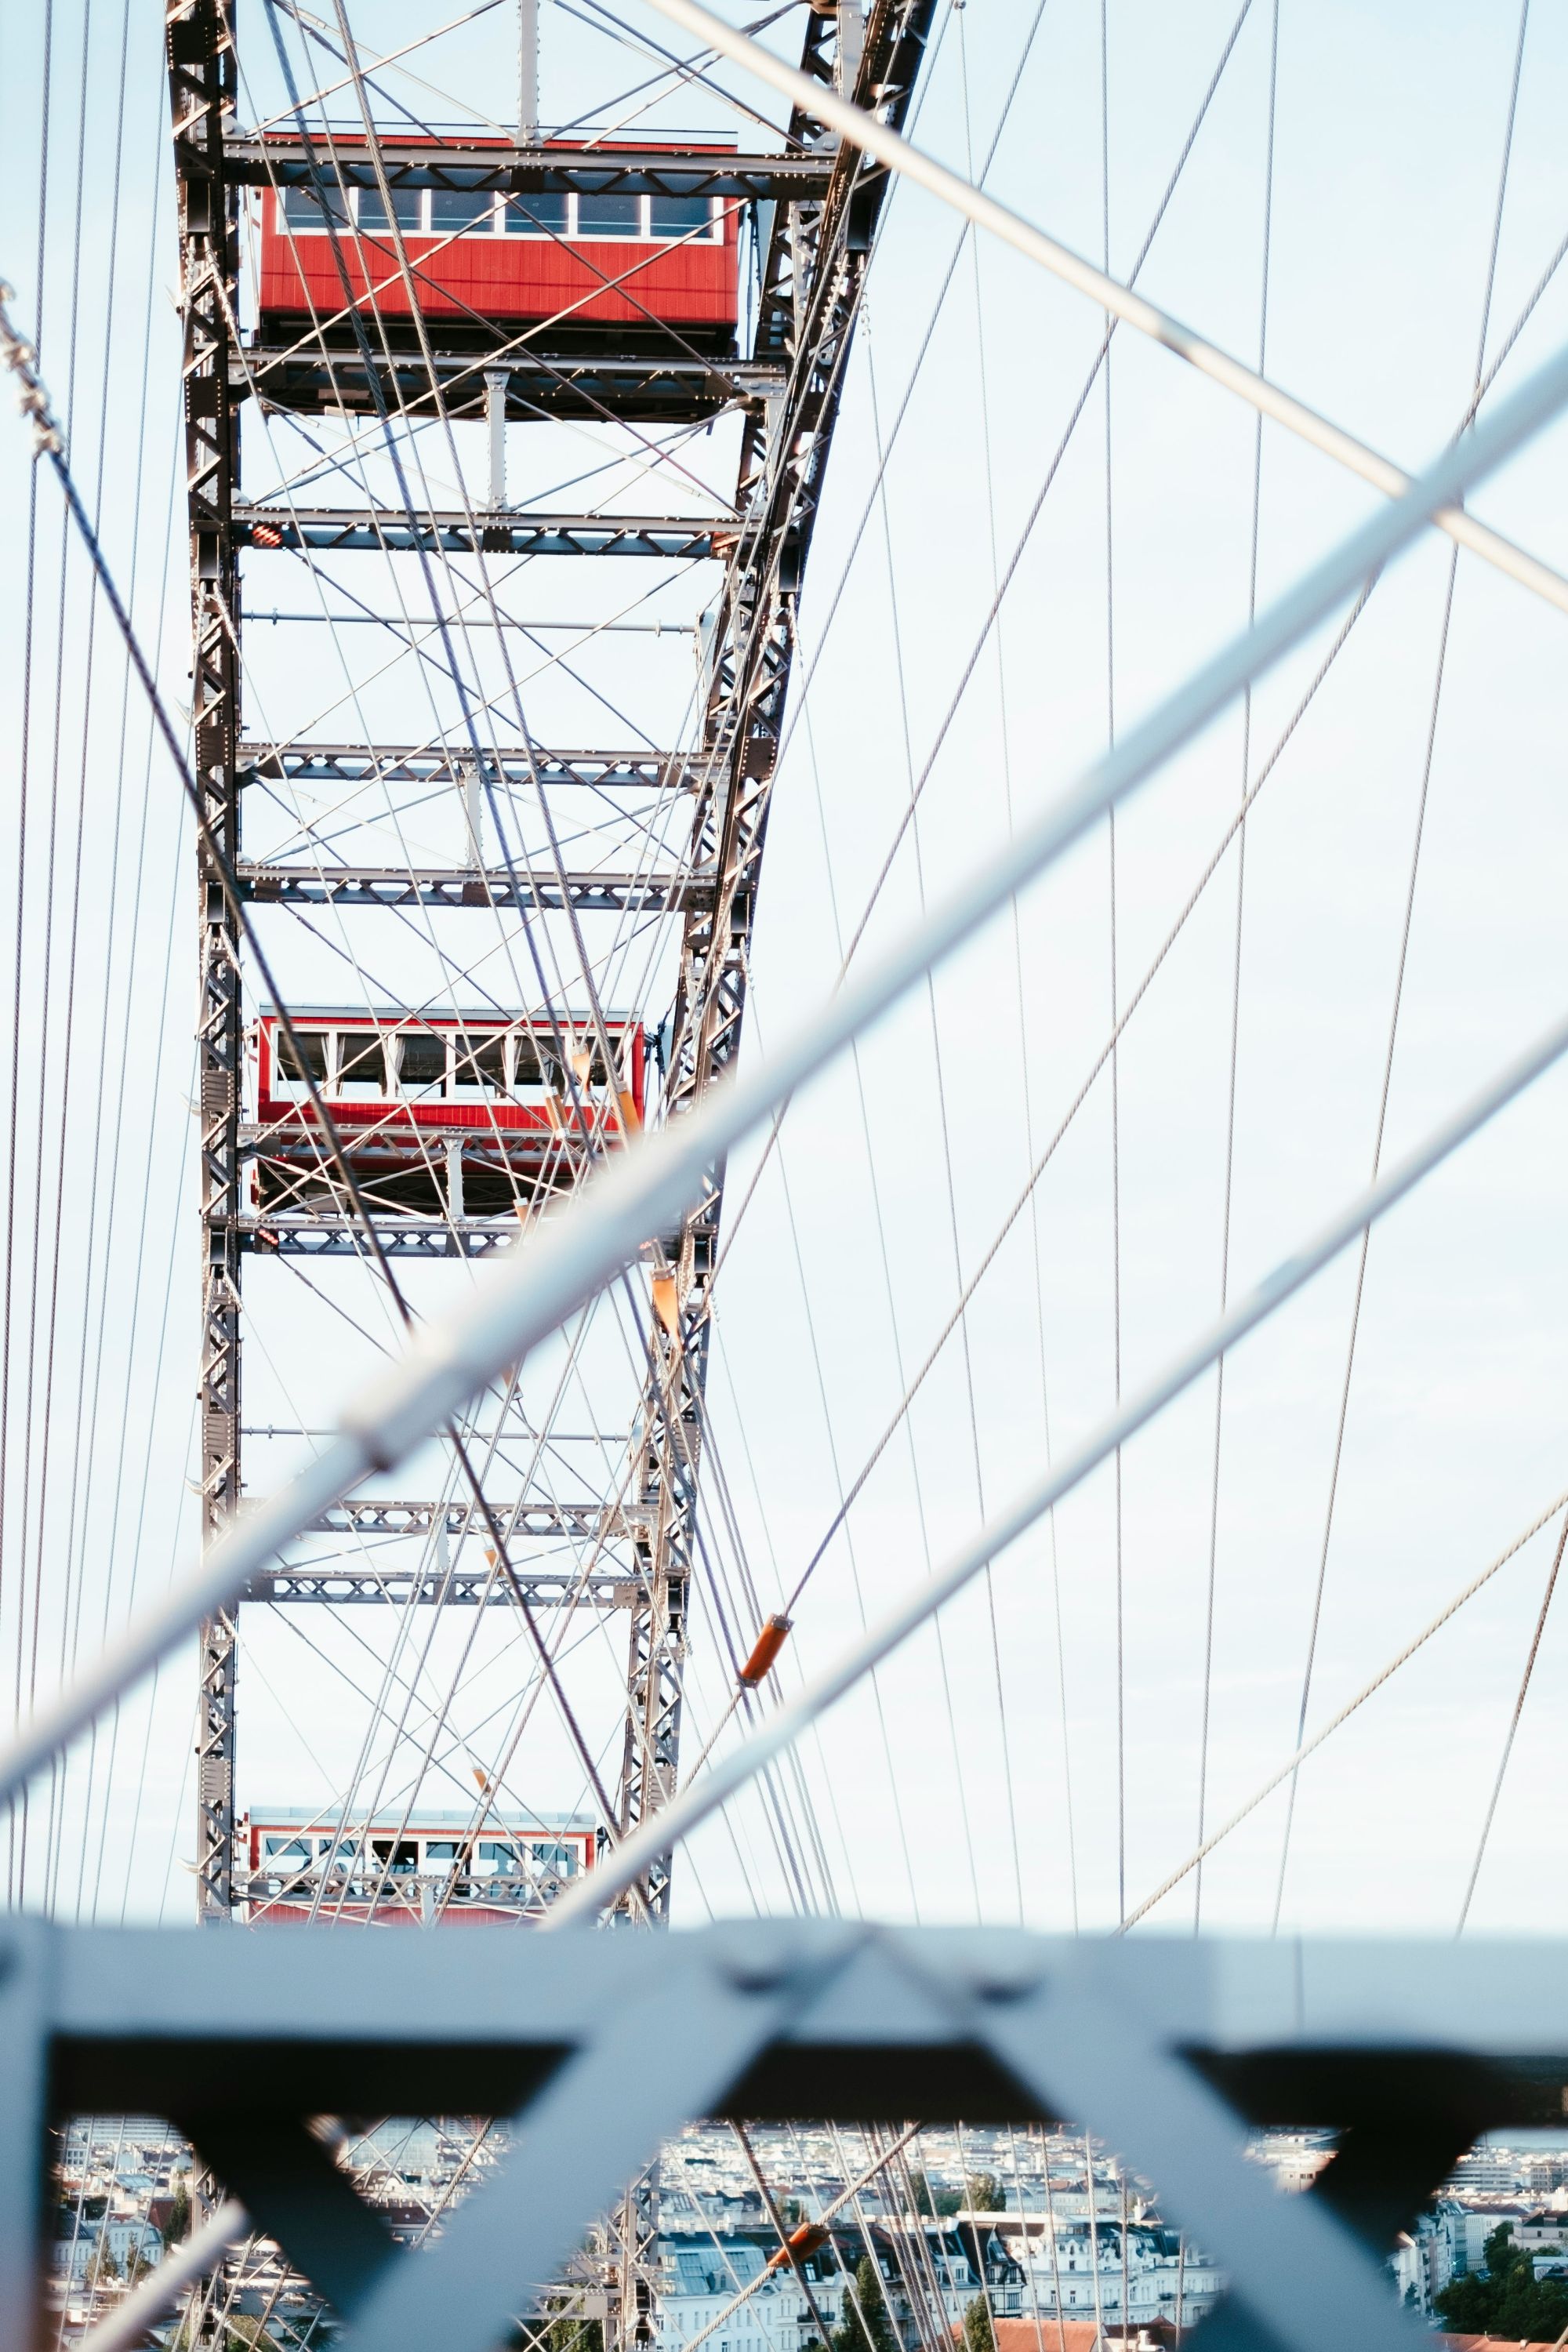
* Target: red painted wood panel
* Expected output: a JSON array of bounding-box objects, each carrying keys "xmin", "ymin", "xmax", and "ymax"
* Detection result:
[{"xmin": 256, "ymin": 142, "xmax": 739, "ymax": 332}]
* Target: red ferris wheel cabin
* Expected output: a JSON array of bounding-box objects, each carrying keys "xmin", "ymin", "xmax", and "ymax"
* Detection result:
[
  {"xmin": 250, "ymin": 1007, "xmax": 647, "ymax": 1220},
  {"xmin": 256, "ymin": 139, "xmax": 740, "ymax": 351}
]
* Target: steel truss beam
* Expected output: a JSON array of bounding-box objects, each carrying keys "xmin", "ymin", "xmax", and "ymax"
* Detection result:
[
  {"xmin": 241, "ymin": 742, "xmax": 702, "ymax": 794},
  {"xmin": 239, "ymin": 1215, "xmax": 517, "ymax": 1258},
  {"xmin": 249, "ymin": 1563, "xmax": 636, "ymax": 1606},
  {"xmin": 241, "ymin": 345, "xmax": 786, "ymax": 426},
  {"xmin": 169, "ymin": 0, "xmax": 245, "ymax": 1928},
  {"xmin": 226, "ymin": 138, "xmax": 837, "ymax": 201},
  {"xmin": 236, "ymin": 862, "xmax": 710, "ymax": 914},
  {"xmin": 3, "ymin": 1922, "xmax": 1544, "ymax": 2352},
  {"xmin": 300, "ymin": 1494, "xmax": 628, "ymax": 1541},
  {"xmin": 234, "ymin": 504, "xmax": 732, "ymax": 558}
]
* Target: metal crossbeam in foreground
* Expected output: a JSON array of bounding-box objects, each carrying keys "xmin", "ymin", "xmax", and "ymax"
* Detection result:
[{"xmin": 22, "ymin": 1924, "xmax": 1568, "ymax": 2352}]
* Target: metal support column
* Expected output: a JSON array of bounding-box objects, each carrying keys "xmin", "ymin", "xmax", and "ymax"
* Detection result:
[{"xmin": 168, "ymin": 0, "xmax": 245, "ymax": 1926}]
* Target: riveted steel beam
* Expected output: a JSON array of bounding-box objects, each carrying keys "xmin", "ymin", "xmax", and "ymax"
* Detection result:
[
  {"xmin": 227, "ymin": 137, "xmax": 837, "ymax": 201},
  {"xmin": 235, "ymin": 862, "xmax": 710, "ymax": 914},
  {"xmin": 234, "ymin": 504, "xmax": 734, "ymax": 559}
]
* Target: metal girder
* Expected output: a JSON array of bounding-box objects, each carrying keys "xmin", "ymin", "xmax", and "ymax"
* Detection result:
[
  {"xmin": 226, "ymin": 137, "xmax": 837, "ymax": 201},
  {"xmin": 238, "ymin": 1215, "xmax": 517, "ymax": 1259},
  {"xmin": 236, "ymin": 861, "xmax": 710, "ymax": 914},
  {"xmin": 16, "ymin": 1922, "xmax": 1558, "ymax": 2352},
  {"xmin": 241, "ymin": 343, "xmax": 786, "ymax": 425},
  {"xmin": 249, "ymin": 1563, "xmax": 637, "ymax": 1606},
  {"xmin": 240, "ymin": 742, "xmax": 703, "ymax": 794},
  {"xmin": 302, "ymin": 1495, "xmax": 627, "ymax": 1541},
  {"xmin": 234, "ymin": 503, "xmax": 733, "ymax": 559},
  {"xmin": 169, "ymin": 0, "xmax": 245, "ymax": 1929}
]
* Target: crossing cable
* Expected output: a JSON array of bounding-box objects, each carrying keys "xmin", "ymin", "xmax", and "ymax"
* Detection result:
[
  {"xmin": 956, "ymin": 0, "xmax": 1051, "ymax": 1935},
  {"xmin": 1196, "ymin": 0, "xmax": 1279, "ymax": 1932},
  {"xmin": 708, "ymin": 0, "xmax": 1264, "ymax": 1294},
  {"xmin": 266, "ymin": 22, "xmax": 657, "ymax": 1202},
  {"xmin": 20, "ymin": 0, "xmax": 98, "ymax": 1918},
  {"xmin": 769, "ymin": 583, "xmax": 1377, "ymax": 1628},
  {"xmin": 1099, "ymin": 0, "xmax": 1123, "ymax": 1933},
  {"xmin": 0, "ymin": 298, "xmax": 644, "ymax": 1911},
  {"xmin": 1118, "ymin": 1477, "xmax": 1568, "ymax": 1930},
  {"xmin": 1, "ymin": 0, "xmax": 56, "ymax": 1912},
  {"xmin": 252, "ymin": 18, "xmax": 612, "ymax": 1098},
  {"xmin": 673, "ymin": 2125, "xmax": 926, "ymax": 2352},
  {"xmin": 233, "ymin": 46, "xmax": 688, "ymax": 1804},
  {"xmin": 717, "ymin": 119, "xmax": 1568, "ymax": 1698},
  {"xmin": 545, "ymin": 1027, "xmax": 1568, "ymax": 1926},
  {"xmin": 639, "ymin": 0, "xmax": 1568, "ymax": 622},
  {"xmin": 1453, "ymin": 1504, "xmax": 1568, "ymax": 1935},
  {"xmin": 8, "ymin": 299, "xmax": 1568, "ymax": 1829},
  {"xmin": 1270, "ymin": 0, "xmax": 1534, "ymax": 1934},
  {"xmin": 718, "ymin": 166, "xmax": 1568, "ymax": 1726},
  {"xmin": 858, "ymin": 325, "xmax": 997, "ymax": 1927}
]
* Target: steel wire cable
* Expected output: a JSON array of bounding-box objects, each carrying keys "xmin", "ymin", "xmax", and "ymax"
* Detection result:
[
  {"xmin": 1270, "ymin": 0, "xmax": 1534, "ymax": 1934},
  {"xmin": 692, "ymin": 133, "xmax": 1568, "ymax": 1909},
  {"xmin": 705, "ymin": 0, "xmax": 1262, "ymax": 1300},
  {"xmin": 1123, "ymin": 1476, "xmax": 1568, "ymax": 1930},
  {"xmin": 15, "ymin": 314, "xmax": 640, "ymax": 1924},
  {"xmin": 1, "ymin": 0, "xmax": 56, "ymax": 1911},
  {"xmin": 1196, "ymin": 0, "xmax": 1279, "ymax": 1932},
  {"xmin": 1454, "ymin": 1505, "xmax": 1568, "ymax": 1936},
  {"xmin": 1099, "ymin": 0, "xmax": 1124, "ymax": 1935},
  {"xmin": 20, "ymin": 0, "xmax": 99, "ymax": 1915}
]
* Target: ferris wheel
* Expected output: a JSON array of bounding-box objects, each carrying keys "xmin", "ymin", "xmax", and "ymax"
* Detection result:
[{"xmin": 5, "ymin": 0, "xmax": 1568, "ymax": 2346}]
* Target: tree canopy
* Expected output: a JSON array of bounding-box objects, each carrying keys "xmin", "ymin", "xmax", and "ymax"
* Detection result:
[
  {"xmin": 833, "ymin": 2256, "xmax": 899, "ymax": 2352},
  {"xmin": 962, "ymin": 2296, "xmax": 995, "ymax": 2352},
  {"xmin": 1435, "ymin": 2222, "xmax": 1568, "ymax": 2343}
]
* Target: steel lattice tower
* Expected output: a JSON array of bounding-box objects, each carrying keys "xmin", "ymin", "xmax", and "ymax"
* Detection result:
[{"xmin": 166, "ymin": 0, "xmax": 933, "ymax": 2329}]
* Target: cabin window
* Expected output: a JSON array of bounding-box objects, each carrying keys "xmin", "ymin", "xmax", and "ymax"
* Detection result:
[
  {"xmin": 650, "ymin": 194, "xmax": 716, "ymax": 241},
  {"xmin": 398, "ymin": 1031, "xmax": 448, "ymax": 1094},
  {"xmin": 576, "ymin": 191, "xmax": 642, "ymax": 238},
  {"xmin": 474, "ymin": 1839, "xmax": 519, "ymax": 1875},
  {"xmin": 275, "ymin": 1025, "xmax": 329, "ymax": 1087},
  {"xmin": 430, "ymin": 175, "xmax": 496, "ymax": 232},
  {"xmin": 423, "ymin": 1840, "xmax": 459, "ymax": 1861},
  {"xmin": 337, "ymin": 1033, "xmax": 387, "ymax": 1094},
  {"xmin": 281, "ymin": 181, "xmax": 350, "ymax": 231},
  {"xmin": 514, "ymin": 1042, "xmax": 548, "ymax": 1089},
  {"xmin": 452, "ymin": 1032, "xmax": 506, "ymax": 1094},
  {"xmin": 370, "ymin": 1839, "xmax": 420, "ymax": 1873},
  {"xmin": 356, "ymin": 183, "xmax": 424, "ymax": 233},
  {"xmin": 506, "ymin": 191, "xmax": 571, "ymax": 237},
  {"xmin": 263, "ymin": 1838, "xmax": 310, "ymax": 1860}
]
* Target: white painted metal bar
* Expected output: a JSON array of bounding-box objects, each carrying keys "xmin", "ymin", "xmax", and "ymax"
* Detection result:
[
  {"xmin": 638, "ymin": 0, "xmax": 1568, "ymax": 620},
  {"xmin": 2, "ymin": 319, "xmax": 1566, "ymax": 1816}
]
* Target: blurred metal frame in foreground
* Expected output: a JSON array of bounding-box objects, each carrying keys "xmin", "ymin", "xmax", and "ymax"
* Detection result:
[{"xmin": 17, "ymin": 1923, "xmax": 1565, "ymax": 2352}]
